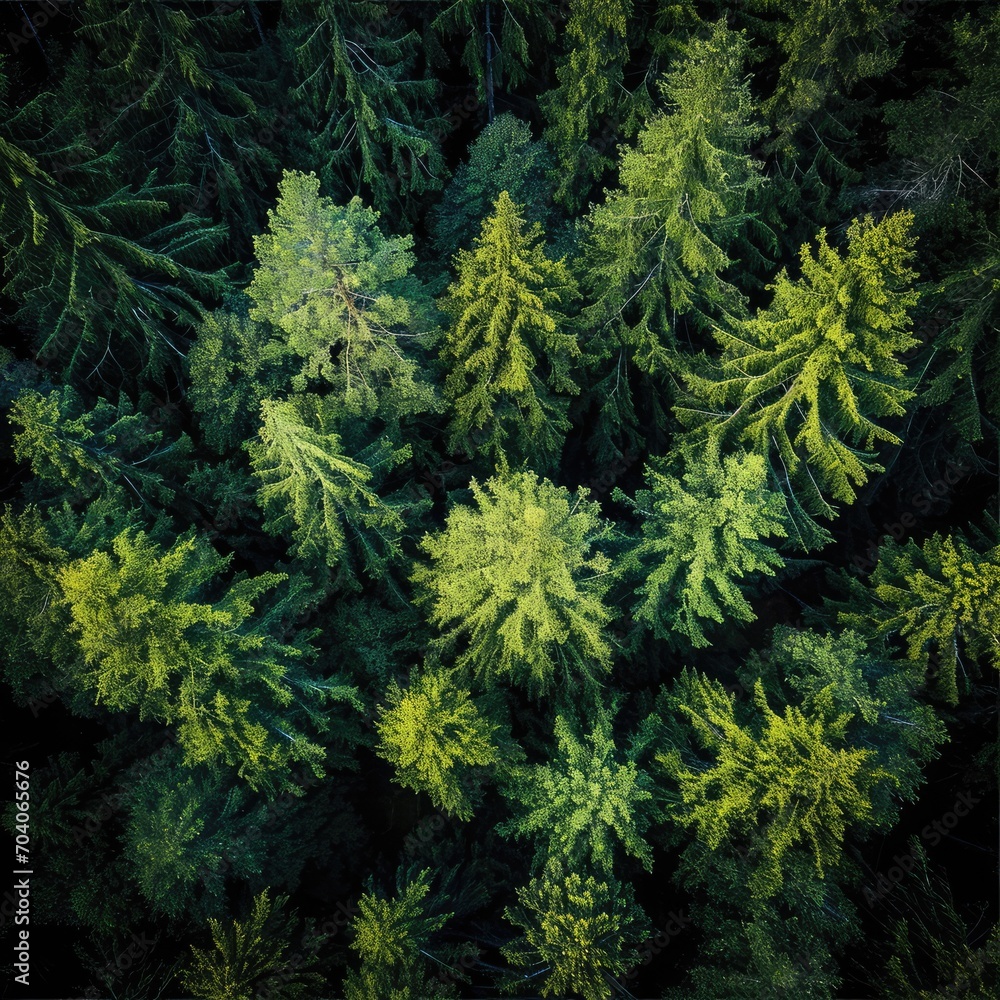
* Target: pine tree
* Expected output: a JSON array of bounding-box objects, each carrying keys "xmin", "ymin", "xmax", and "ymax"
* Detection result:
[
  {"xmin": 497, "ymin": 712, "xmax": 653, "ymax": 875},
  {"xmin": 411, "ymin": 471, "xmax": 615, "ymax": 699},
  {"xmin": 540, "ymin": 0, "xmax": 632, "ymax": 212},
  {"xmin": 501, "ymin": 857, "xmax": 649, "ymax": 1000},
  {"xmin": 429, "ymin": 113, "xmax": 558, "ymax": 264},
  {"xmin": 279, "ymin": 0, "xmax": 444, "ymax": 217},
  {"xmin": 658, "ymin": 669, "xmax": 894, "ymax": 898},
  {"xmin": 375, "ymin": 668, "xmax": 499, "ymax": 821},
  {"xmin": 57, "ymin": 528, "xmax": 333, "ymax": 789},
  {"xmin": 438, "ymin": 190, "xmax": 581, "ymax": 471},
  {"xmin": 183, "ymin": 890, "xmax": 324, "ymax": 1000},
  {"xmin": 615, "ymin": 443, "xmax": 787, "ymax": 648},
  {"xmin": 246, "ymin": 171, "xmax": 437, "ymax": 435},
  {"xmin": 247, "ymin": 395, "xmax": 405, "ymax": 587},
  {"xmin": 681, "ymin": 211, "xmax": 920, "ymax": 526},
  {"xmin": 344, "ymin": 868, "xmax": 454, "ymax": 1000},
  {"xmin": 835, "ymin": 529, "xmax": 1000, "ymax": 704}
]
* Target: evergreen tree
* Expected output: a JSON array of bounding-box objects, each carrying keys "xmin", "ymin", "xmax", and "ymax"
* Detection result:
[
  {"xmin": 344, "ymin": 868, "xmax": 454, "ymax": 1000},
  {"xmin": 658, "ymin": 668, "xmax": 895, "ymax": 898},
  {"xmin": 498, "ymin": 711, "xmax": 653, "ymax": 875},
  {"xmin": 246, "ymin": 171, "xmax": 437, "ymax": 436},
  {"xmin": 615, "ymin": 443, "xmax": 787, "ymax": 648},
  {"xmin": 501, "ymin": 857, "xmax": 649, "ymax": 1000},
  {"xmin": 279, "ymin": 0, "xmax": 444, "ymax": 217},
  {"xmin": 411, "ymin": 471, "xmax": 615, "ymax": 698},
  {"xmin": 681, "ymin": 211, "xmax": 920, "ymax": 528},
  {"xmin": 183, "ymin": 890, "xmax": 324, "ymax": 1000},
  {"xmin": 835, "ymin": 529, "xmax": 1000, "ymax": 704},
  {"xmin": 375, "ymin": 667, "xmax": 499, "ymax": 821},
  {"xmin": 247, "ymin": 395, "xmax": 405, "ymax": 587},
  {"xmin": 438, "ymin": 190, "xmax": 581, "ymax": 471}
]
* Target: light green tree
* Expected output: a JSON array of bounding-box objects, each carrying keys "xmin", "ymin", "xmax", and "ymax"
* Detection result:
[
  {"xmin": 616, "ymin": 444, "xmax": 787, "ymax": 648},
  {"xmin": 344, "ymin": 868, "xmax": 454, "ymax": 1000},
  {"xmin": 681, "ymin": 211, "xmax": 920, "ymax": 523},
  {"xmin": 659, "ymin": 669, "xmax": 894, "ymax": 898},
  {"xmin": 375, "ymin": 668, "xmax": 499, "ymax": 820},
  {"xmin": 438, "ymin": 190, "xmax": 580, "ymax": 471},
  {"xmin": 501, "ymin": 857, "xmax": 649, "ymax": 1000},
  {"xmin": 245, "ymin": 171, "xmax": 436, "ymax": 429},
  {"xmin": 498, "ymin": 712, "xmax": 653, "ymax": 874},
  {"xmin": 411, "ymin": 471, "xmax": 615, "ymax": 698},
  {"xmin": 836, "ymin": 530, "xmax": 1000, "ymax": 705},
  {"xmin": 247, "ymin": 395, "xmax": 405, "ymax": 587}
]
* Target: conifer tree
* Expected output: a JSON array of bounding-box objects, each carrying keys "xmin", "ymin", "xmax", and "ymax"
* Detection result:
[
  {"xmin": 246, "ymin": 171, "xmax": 437, "ymax": 435},
  {"xmin": 344, "ymin": 868, "xmax": 454, "ymax": 1000},
  {"xmin": 183, "ymin": 890, "xmax": 324, "ymax": 1000},
  {"xmin": 681, "ymin": 211, "xmax": 920, "ymax": 526},
  {"xmin": 279, "ymin": 1, "xmax": 444, "ymax": 217},
  {"xmin": 411, "ymin": 471, "xmax": 615, "ymax": 698},
  {"xmin": 835, "ymin": 529, "xmax": 1000, "ymax": 704},
  {"xmin": 247, "ymin": 395, "xmax": 405, "ymax": 587},
  {"xmin": 615, "ymin": 443, "xmax": 787, "ymax": 648},
  {"xmin": 375, "ymin": 668, "xmax": 499, "ymax": 821},
  {"xmin": 540, "ymin": 0, "xmax": 632, "ymax": 212},
  {"xmin": 438, "ymin": 190, "xmax": 581, "ymax": 471},
  {"xmin": 498, "ymin": 712, "xmax": 653, "ymax": 875},
  {"xmin": 659, "ymin": 669, "xmax": 894, "ymax": 898},
  {"xmin": 501, "ymin": 857, "xmax": 649, "ymax": 1000}
]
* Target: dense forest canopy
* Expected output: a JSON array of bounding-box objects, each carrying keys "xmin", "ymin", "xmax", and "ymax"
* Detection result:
[{"xmin": 0, "ymin": 2, "xmax": 997, "ymax": 998}]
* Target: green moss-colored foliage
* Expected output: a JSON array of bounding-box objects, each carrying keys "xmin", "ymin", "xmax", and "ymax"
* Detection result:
[
  {"xmin": 616, "ymin": 444, "xmax": 787, "ymax": 648},
  {"xmin": 682, "ymin": 211, "xmax": 920, "ymax": 526},
  {"xmin": 376, "ymin": 668, "xmax": 499, "ymax": 820},
  {"xmin": 498, "ymin": 711, "xmax": 653, "ymax": 874},
  {"xmin": 411, "ymin": 470, "xmax": 615, "ymax": 698},
  {"xmin": 183, "ymin": 890, "xmax": 324, "ymax": 1000},
  {"xmin": 501, "ymin": 857, "xmax": 650, "ymax": 1000},
  {"xmin": 438, "ymin": 190, "xmax": 580, "ymax": 471}
]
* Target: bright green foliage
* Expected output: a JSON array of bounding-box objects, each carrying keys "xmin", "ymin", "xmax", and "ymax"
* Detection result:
[
  {"xmin": 411, "ymin": 471, "xmax": 615, "ymax": 698},
  {"xmin": 57, "ymin": 528, "xmax": 329, "ymax": 788},
  {"xmin": 836, "ymin": 531, "xmax": 1000, "ymax": 704},
  {"xmin": 540, "ymin": 0, "xmax": 632, "ymax": 212},
  {"xmin": 376, "ymin": 668, "xmax": 499, "ymax": 820},
  {"xmin": 683, "ymin": 212, "xmax": 920, "ymax": 520},
  {"xmin": 344, "ymin": 868, "xmax": 453, "ymax": 1000},
  {"xmin": 429, "ymin": 113, "xmax": 557, "ymax": 265},
  {"xmin": 246, "ymin": 171, "xmax": 436, "ymax": 427},
  {"xmin": 498, "ymin": 712, "xmax": 653, "ymax": 874},
  {"xmin": 660, "ymin": 669, "xmax": 892, "ymax": 897},
  {"xmin": 247, "ymin": 395, "xmax": 405, "ymax": 586},
  {"xmin": 501, "ymin": 856, "xmax": 649, "ymax": 1000},
  {"xmin": 279, "ymin": 1, "xmax": 444, "ymax": 216},
  {"xmin": 183, "ymin": 890, "xmax": 324, "ymax": 1000},
  {"xmin": 438, "ymin": 190, "xmax": 581, "ymax": 470},
  {"xmin": 74, "ymin": 0, "xmax": 280, "ymax": 239},
  {"xmin": 10, "ymin": 386, "xmax": 189, "ymax": 505},
  {"xmin": 616, "ymin": 444, "xmax": 786, "ymax": 647},
  {"xmin": 188, "ymin": 295, "xmax": 294, "ymax": 454},
  {"xmin": 584, "ymin": 20, "xmax": 766, "ymax": 369},
  {"xmin": 747, "ymin": 0, "xmax": 902, "ymax": 147}
]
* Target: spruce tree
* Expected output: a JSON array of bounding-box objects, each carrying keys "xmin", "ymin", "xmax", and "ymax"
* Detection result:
[
  {"xmin": 438, "ymin": 190, "xmax": 581, "ymax": 471},
  {"xmin": 411, "ymin": 471, "xmax": 615, "ymax": 699},
  {"xmin": 615, "ymin": 443, "xmax": 787, "ymax": 648},
  {"xmin": 501, "ymin": 857, "xmax": 649, "ymax": 1000},
  {"xmin": 375, "ymin": 668, "xmax": 499, "ymax": 820},
  {"xmin": 681, "ymin": 211, "xmax": 920, "ymax": 527}
]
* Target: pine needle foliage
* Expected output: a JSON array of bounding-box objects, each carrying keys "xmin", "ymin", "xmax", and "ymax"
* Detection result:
[
  {"xmin": 411, "ymin": 470, "xmax": 615, "ymax": 699},
  {"xmin": 438, "ymin": 190, "xmax": 581, "ymax": 472}
]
